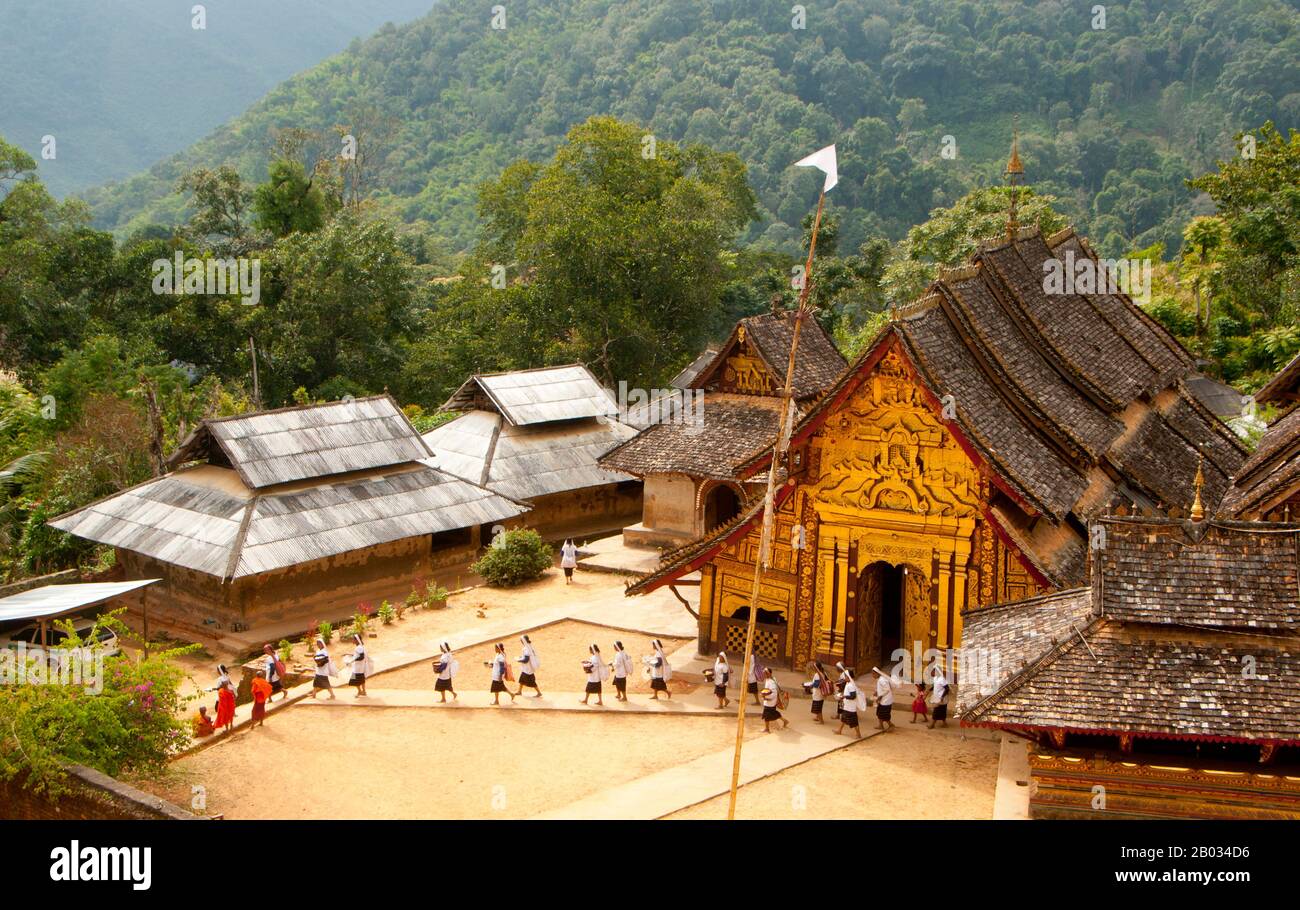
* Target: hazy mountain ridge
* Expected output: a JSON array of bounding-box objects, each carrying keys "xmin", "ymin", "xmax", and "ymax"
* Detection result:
[{"xmin": 79, "ymin": 0, "xmax": 1299, "ymax": 257}]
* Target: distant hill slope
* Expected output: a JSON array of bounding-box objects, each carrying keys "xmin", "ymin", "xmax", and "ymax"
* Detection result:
[
  {"xmin": 80, "ymin": 0, "xmax": 1299, "ymax": 256},
  {"xmin": 0, "ymin": 0, "xmax": 435, "ymax": 195}
]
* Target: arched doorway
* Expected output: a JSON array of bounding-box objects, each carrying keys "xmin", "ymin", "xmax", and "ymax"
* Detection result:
[
  {"xmin": 849, "ymin": 560, "xmax": 928, "ymax": 672},
  {"xmin": 702, "ymin": 483, "xmax": 741, "ymax": 531}
]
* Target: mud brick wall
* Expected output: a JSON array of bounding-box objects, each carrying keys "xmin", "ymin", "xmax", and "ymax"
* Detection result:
[{"xmin": 0, "ymin": 765, "xmax": 200, "ymax": 821}]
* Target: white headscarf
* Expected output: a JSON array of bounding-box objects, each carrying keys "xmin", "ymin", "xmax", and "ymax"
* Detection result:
[
  {"xmin": 713, "ymin": 652, "xmax": 729, "ymax": 682},
  {"xmin": 520, "ymin": 634, "xmax": 540, "ymax": 671},
  {"xmin": 438, "ymin": 642, "xmax": 459, "ymax": 678},
  {"xmin": 589, "ymin": 644, "xmax": 610, "ymax": 681},
  {"xmin": 654, "ymin": 639, "xmax": 672, "ymax": 681}
]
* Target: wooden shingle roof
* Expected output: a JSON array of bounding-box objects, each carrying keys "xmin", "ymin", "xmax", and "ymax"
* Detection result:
[
  {"xmin": 961, "ymin": 518, "xmax": 1300, "ymax": 744},
  {"xmin": 441, "ymin": 364, "xmax": 618, "ymax": 427},
  {"xmin": 167, "ymin": 395, "xmax": 431, "ymax": 489},
  {"xmin": 599, "ymin": 393, "xmax": 785, "ymax": 480},
  {"xmin": 1221, "ymin": 405, "xmax": 1300, "ymax": 518},
  {"xmin": 421, "ymin": 410, "xmax": 636, "ymax": 500}
]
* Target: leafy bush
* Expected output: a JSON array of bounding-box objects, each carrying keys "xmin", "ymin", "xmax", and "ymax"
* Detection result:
[
  {"xmin": 424, "ymin": 581, "xmax": 450, "ymax": 607},
  {"xmin": 0, "ymin": 611, "xmax": 198, "ymax": 798},
  {"xmin": 277, "ymin": 639, "xmax": 293, "ymax": 663},
  {"xmin": 378, "ymin": 602, "xmax": 396, "ymax": 625},
  {"xmin": 471, "ymin": 529, "xmax": 553, "ymax": 587}
]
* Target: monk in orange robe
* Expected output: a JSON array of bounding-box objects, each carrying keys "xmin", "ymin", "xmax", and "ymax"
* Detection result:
[{"xmin": 214, "ymin": 681, "xmax": 236, "ymax": 733}]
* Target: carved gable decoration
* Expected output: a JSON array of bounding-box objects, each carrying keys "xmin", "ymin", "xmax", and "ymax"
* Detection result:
[
  {"xmin": 811, "ymin": 351, "xmax": 981, "ymax": 518},
  {"xmin": 717, "ymin": 327, "xmax": 777, "ymax": 396}
]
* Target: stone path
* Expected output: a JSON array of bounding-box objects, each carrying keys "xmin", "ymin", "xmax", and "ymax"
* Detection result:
[
  {"xmin": 298, "ymin": 687, "xmax": 765, "ymax": 716},
  {"xmin": 533, "ymin": 717, "xmax": 879, "ymax": 819}
]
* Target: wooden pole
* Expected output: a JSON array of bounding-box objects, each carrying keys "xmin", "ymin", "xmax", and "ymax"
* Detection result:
[{"xmin": 726, "ymin": 189, "xmax": 825, "ymax": 820}]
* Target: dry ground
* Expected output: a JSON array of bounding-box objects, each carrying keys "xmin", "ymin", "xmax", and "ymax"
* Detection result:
[
  {"xmin": 666, "ymin": 723, "xmax": 1000, "ymax": 820},
  {"xmin": 143, "ymin": 708, "xmax": 736, "ymax": 819},
  {"xmin": 378, "ymin": 620, "xmax": 694, "ymax": 697}
]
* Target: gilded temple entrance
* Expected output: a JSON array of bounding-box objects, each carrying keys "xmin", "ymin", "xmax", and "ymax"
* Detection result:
[{"xmin": 849, "ymin": 560, "xmax": 929, "ymax": 671}]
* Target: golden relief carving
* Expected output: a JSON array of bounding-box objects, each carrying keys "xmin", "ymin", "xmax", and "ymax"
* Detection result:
[
  {"xmin": 812, "ymin": 352, "xmax": 981, "ymax": 518},
  {"xmin": 721, "ymin": 338, "xmax": 776, "ymax": 396}
]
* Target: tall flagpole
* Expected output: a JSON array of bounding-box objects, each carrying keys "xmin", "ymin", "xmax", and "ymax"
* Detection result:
[{"xmin": 726, "ymin": 188, "xmax": 825, "ymax": 819}]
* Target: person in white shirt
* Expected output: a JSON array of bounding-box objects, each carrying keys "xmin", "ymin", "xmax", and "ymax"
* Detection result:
[
  {"xmin": 710, "ymin": 652, "xmax": 730, "ymax": 708},
  {"xmin": 872, "ymin": 666, "xmax": 896, "ymax": 731},
  {"xmin": 759, "ymin": 667, "xmax": 789, "ymax": 733},
  {"xmin": 746, "ymin": 659, "xmax": 762, "ymax": 706},
  {"xmin": 927, "ymin": 669, "xmax": 950, "ymax": 729},
  {"xmin": 803, "ymin": 660, "xmax": 830, "ymax": 724},
  {"xmin": 581, "ymin": 643, "xmax": 609, "ymax": 706},
  {"xmin": 513, "ymin": 634, "xmax": 542, "ymax": 698},
  {"xmin": 646, "ymin": 639, "xmax": 672, "ymax": 700},
  {"xmin": 262, "ymin": 643, "xmax": 288, "ymax": 701},
  {"xmin": 488, "ymin": 643, "xmax": 515, "ymax": 705},
  {"xmin": 611, "ymin": 641, "xmax": 632, "ymax": 701},
  {"xmin": 433, "ymin": 641, "xmax": 459, "ymax": 703},
  {"xmin": 560, "ymin": 538, "xmax": 579, "ymax": 585},
  {"xmin": 346, "ymin": 634, "xmax": 371, "ymax": 697},
  {"xmin": 310, "ymin": 640, "xmax": 337, "ymax": 700},
  {"xmin": 834, "ymin": 664, "xmax": 863, "ymax": 738}
]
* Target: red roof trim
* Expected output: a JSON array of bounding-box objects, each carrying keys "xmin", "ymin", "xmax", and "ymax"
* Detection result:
[{"xmin": 961, "ymin": 719, "xmax": 1300, "ymax": 749}]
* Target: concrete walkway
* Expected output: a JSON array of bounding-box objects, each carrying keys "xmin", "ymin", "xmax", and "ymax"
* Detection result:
[
  {"xmin": 578, "ymin": 534, "xmax": 689, "ymax": 577},
  {"xmin": 176, "ymin": 577, "xmax": 697, "ymax": 757},
  {"xmin": 533, "ymin": 716, "xmax": 880, "ymax": 819},
  {"xmin": 298, "ymin": 687, "xmax": 766, "ymax": 716},
  {"xmin": 993, "ymin": 733, "xmax": 1032, "ymax": 820}
]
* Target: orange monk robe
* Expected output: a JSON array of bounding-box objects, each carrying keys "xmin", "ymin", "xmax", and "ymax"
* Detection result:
[
  {"xmin": 251, "ymin": 677, "xmax": 272, "ymax": 704},
  {"xmin": 215, "ymin": 686, "xmax": 236, "ymax": 727}
]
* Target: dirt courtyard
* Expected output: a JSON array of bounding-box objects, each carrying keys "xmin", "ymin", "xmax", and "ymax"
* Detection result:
[
  {"xmin": 667, "ymin": 723, "xmax": 1001, "ymax": 820},
  {"xmin": 145, "ymin": 707, "xmax": 736, "ymax": 819}
]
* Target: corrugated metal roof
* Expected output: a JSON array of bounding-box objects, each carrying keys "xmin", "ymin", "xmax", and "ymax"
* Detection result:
[
  {"xmin": 49, "ymin": 464, "xmax": 527, "ymax": 580},
  {"xmin": 0, "ymin": 580, "xmax": 160, "ymax": 624},
  {"xmin": 202, "ymin": 396, "xmax": 432, "ymax": 488},
  {"xmin": 442, "ymin": 365, "xmax": 619, "ymax": 426},
  {"xmin": 422, "ymin": 411, "xmax": 635, "ymax": 500}
]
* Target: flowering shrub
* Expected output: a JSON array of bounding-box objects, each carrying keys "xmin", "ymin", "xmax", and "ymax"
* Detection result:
[{"xmin": 0, "ymin": 610, "xmax": 198, "ymax": 798}]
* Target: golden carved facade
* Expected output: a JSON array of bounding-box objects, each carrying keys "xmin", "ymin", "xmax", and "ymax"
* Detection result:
[{"xmin": 697, "ymin": 344, "xmax": 1043, "ymax": 669}]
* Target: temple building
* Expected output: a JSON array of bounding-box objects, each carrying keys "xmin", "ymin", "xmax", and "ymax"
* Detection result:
[
  {"xmin": 959, "ymin": 516, "xmax": 1300, "ymax": 820},
  {"xmin": 48, "ymin": 396, "xmax": 527, "ymax": 637},
  {"xmin": 599, "ymin": 311, "xmax": 845, "ymax": 549},
  {"xmin": 626, "ymin": 223, "xmax": 1248, "ymax": 672},
  {"xmin": 1252, "ymin": 348, "xmax": 1300, "ymax": 413},
  {"xmin": 423, "ymin": 364, "xmax": 641, "ymax": 539}
]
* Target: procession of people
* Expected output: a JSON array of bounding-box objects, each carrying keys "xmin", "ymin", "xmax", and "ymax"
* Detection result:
[{"xmin": 192, "ymin": 625, "xmax": 955, "ymax": 742}]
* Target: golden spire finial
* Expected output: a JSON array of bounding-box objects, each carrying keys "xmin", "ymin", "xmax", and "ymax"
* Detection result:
[
  {"xmin": 1190, "ymin": 454, "xmax": 1206, "ymax": 521},
  {"xmin": 1005, "ymin": 116, "xmax": 1024, "ymax": 241}
]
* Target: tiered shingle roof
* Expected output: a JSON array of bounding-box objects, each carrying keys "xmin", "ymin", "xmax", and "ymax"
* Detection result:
[
  {"xmin": 960, "ymin": 518, "xmax": 1300, "ymax": 745},
  {"xmin": 1220, "ymin": 405, "xmax": 1300, "ymax": 519},
  {"xmin": 599, "ymin": 311, "xmax": 844, "ymax": 480},
  {"xmin": 628, "ymin": 225, "xmax": 1249, "ymax": 596}
]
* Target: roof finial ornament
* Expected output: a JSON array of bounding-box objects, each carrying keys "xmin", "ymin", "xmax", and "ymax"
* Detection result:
[
  {"xmin": 1005, "ymin": 115, "xmax": 1024, "ymax": 242},
  {"xmin": 1190, "ymin": 453, "xmax": 1206, "ymax": 521}
]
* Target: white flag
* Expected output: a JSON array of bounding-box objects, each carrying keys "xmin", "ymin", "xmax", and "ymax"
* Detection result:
[{"xmin": 794, "ymin": 144, "xmax": 837, "ymax": 193}]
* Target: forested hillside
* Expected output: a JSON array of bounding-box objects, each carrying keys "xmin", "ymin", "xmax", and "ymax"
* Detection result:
[
  {"xmin": 84, "ymin": 0, "xmax": 1299, "ymax": 258},
  {"xmin": 0, "ymin": 0, "xmax": 434, "ymax": 194}
]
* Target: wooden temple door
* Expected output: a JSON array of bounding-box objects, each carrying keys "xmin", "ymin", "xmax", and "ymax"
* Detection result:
[{"xmin": 850, "ymin": 563, "xmax": 885, "ymax": 673}]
